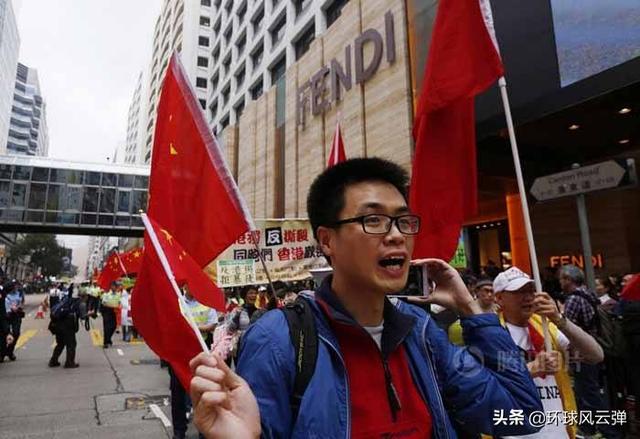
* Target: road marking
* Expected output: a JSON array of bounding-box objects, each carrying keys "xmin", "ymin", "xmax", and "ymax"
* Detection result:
[
  {"xmin": 16, "ymin": 329, "xmax": 38, "ymax": 349},
  {"xmin": 149, "ymin": 404, "xmax": 172, "ymax": 428},
  {"xmin": 117, "ymin": 349, "xmax": 124, "ymax": 356},
  {"xmin": 90, "ymin": 329, "xmax": 104, "ymax": 347}
]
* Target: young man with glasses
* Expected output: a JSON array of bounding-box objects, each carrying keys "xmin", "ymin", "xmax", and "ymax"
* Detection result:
[{"xmin": 189, "ymin": 158, "xmax": 543, "ymax": 438}]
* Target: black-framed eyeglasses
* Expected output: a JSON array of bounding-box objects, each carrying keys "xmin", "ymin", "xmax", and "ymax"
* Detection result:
[{"xmin": 329, "ymin": 214, "xmax": 420, "ymax": 235}]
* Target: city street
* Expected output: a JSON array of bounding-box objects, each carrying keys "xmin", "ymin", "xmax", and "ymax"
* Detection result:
[
  {"xmin": 0, "ymin": 294, "xmax": 199, "ymax": 439},
  {"xmin": 0, "ymin": 0, "xmax": 637, "ymax": 438}
]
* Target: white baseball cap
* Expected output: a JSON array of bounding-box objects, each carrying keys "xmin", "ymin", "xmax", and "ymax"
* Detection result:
[{"xmin": 493, "ymin": 267, "xmax": 535, "ymax": 293}]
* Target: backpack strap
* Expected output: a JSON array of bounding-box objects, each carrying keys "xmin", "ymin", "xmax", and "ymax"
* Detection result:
[{"xmin": 280, "ymin": 296, "xmax": 318, "ymax": 424}]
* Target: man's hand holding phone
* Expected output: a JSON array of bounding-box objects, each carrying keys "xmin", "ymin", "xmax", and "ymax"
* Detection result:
[{"xmin": 410, "ymin": 259, "xmax": 482, "ymax": 317}]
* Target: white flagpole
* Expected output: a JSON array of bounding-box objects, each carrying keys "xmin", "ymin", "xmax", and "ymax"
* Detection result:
[
  {"xmin": 498, "ymin": 76, "xmax": 552, "ymax": 352},
  {"xmin": 141, "ymin": 213, "xmax": 210, "ymax": 354},
  {"xmin": 480, "ymin": 0, "xmax": 552, "ymax": 352},
  {"xmin": 114, "ymin": 252, "xmax": 128, "ymax": 277}
]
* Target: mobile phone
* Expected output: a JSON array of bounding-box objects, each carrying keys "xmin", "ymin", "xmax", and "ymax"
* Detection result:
[{"xmin": 396, "ymin": 264, "xmax": 432, "ymax": 297}]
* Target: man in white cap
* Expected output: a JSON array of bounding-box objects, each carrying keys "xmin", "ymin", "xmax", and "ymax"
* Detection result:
[{"xmin": 494, "ymin": 267, "xmax": 603, "ymax": 439}]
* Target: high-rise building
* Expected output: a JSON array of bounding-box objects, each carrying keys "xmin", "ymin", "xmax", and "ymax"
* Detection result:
[
  {"xmin": 141, "ymin": 0, "xmax": 213, "ymax": 164},
  {"xmin": 86, "ymin": 236, "xmax": 119, "ymax": 279},
  {"xmin": 0, "ymin": 0, "xmax": 19, "ymax": 155},
  {"xmin": 124, "ymin": 72, "xmax": 146, "ymax": 164},
  {"xmin": 6, "ymin": 62, "xmax": 49, "ymax": 156},
  {"xmin": 207, "ymin": 0, "xmax": 350, "ymax": 134}
]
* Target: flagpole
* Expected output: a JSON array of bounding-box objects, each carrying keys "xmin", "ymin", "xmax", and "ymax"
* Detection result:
[
  {"xmin": 498, "ymin": 76, "xmax": 551, "ymax": 352},
  {"xmin": 141, "ymin": 213, "xmax": 210, "ymax": 354},
  {"xmin": 252, "ymin": 237, "xmax": 278, "ymax": 301},
  {"xmin": 114, "ymin": 252, "xmax": 128, "ymax": 277}
]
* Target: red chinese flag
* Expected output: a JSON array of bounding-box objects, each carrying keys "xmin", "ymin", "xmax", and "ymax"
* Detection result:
[
  {"xmin": 149, "ymin": 54, "xmax": 251, "ymax": 267},
  {"xmin": 327, "ymin": 120, "xmax": 347, "ymax": 168},
  {"xmin": 120, "ymin": 248, "xmax": 143, "ymax": 275},
  {"xmin": 97, "ymin": 253, "xmax": 125, "ymax": 290},
  {"xmin": 621, "ymin": 274, "xmax": 640, "ymax": 302},
  {"xmin": 131, "ymin": 216, "xmax": 226, "ymax": 389},
  {"xmin": 410, "ymin": 0, "xmax": 503, "ymax": 260}
]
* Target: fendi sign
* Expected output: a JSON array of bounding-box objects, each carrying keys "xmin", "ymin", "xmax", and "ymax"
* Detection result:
[{"xmin": 296, "ymin": 11, "xmax": 397, "ymax": 128}]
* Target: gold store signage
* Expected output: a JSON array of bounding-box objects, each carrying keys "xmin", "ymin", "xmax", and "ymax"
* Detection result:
[{"xmin": 296, "ymin": 11, "xmax": 397, "ymax": 128}]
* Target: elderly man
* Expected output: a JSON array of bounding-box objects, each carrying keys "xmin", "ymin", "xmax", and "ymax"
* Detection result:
[
  {"xmin": 189, "ymin": 158, "xmax": 543, "ymax": 438},
  {"xmin": 495, "ymin": 266, "xmax": 604, "ymax": 438},
  {"xmin": 559, "ymin": 265, "xmax": 622, "ymax": 438}
]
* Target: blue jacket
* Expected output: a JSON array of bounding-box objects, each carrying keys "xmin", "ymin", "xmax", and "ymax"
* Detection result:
[{"xmin": 237, "ymin": 282, "xmax": 543, "ymax": 438}]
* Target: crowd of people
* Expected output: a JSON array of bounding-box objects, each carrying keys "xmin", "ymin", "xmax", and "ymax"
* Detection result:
[
  {"xmin": 2, "ymin": 157, "xmax": 640, "ymax": 438},
  {"xmin": 433, "ymin": 263, "xmax": 640, "ymax": 439}
]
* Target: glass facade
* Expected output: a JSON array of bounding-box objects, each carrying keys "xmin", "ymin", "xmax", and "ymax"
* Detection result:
[{"xmin": 0, "ymin": 162, "xmax": 148, "ymax": 231}]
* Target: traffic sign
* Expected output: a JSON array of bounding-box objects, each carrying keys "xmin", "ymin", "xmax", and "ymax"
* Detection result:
[{"xmin": 530, "ymin": 159, "xmax": 637, "ymax": 201}]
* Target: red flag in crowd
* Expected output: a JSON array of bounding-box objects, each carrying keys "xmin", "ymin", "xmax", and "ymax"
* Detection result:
[
  {"xmin": 131, "ymin": 216, "xmax": 224, "ymax": 390},
  {"xmin": 327, "ymin": 120, "xmax": 346, "ymax": 168},
  {"xmin": 120, "ymin": 247, "xmax": 143, "ymax": 275},
  {"xmin": 97, "ymin": 252, "xmax": 125, "ymax": 290},
  {"xmin": 621, "ymin": 274, "xmax": 640, "ymax": 302},
  {"xmin": 409, "ymin": 0, "xmax": 503, "ymax": 260},
  {"xmin": 148, "ymin": 54, "xmax": 251, "ymax": 267}
]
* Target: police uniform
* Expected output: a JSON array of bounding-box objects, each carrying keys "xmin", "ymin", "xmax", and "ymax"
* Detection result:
[{"xmin": 100, "ymin": 289, "xmax": 120, "ymax": 347}]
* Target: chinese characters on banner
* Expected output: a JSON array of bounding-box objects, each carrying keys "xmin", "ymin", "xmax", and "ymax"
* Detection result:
[{"xmin": 207, "ymin": 219, "xmax": 330, "ymax": 288}]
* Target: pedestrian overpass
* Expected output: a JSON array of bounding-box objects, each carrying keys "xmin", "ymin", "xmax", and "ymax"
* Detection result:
[{"xmin": 0, "ymin": 155, "xmax": 149, "ymax": 237}]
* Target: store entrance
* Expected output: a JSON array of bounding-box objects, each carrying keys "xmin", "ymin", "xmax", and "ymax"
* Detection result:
[{"xmin": 467, "ymin": 220, "xmax": 511, "ymax": 277}]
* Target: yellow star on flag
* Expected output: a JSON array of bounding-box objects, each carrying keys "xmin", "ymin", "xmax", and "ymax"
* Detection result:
[
  {"xmin": 133, "ymin": 250, "xmax": 141, "ymax": 258},
  {"xmin": 170, "ymin": 143, "xmax": 178, "ymax": 156},
  {"xmin": 161, "ymin": 229, "xmax": 174, "ymax": 244}
]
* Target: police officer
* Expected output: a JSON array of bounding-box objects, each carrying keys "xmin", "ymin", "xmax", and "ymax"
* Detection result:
[
  {"xmin": 4, "ymin": 281, "xmax": 25, "ymax": 361},
  {"xmin": 0, "ymin": 284, "xmax": 14, "ymax": 363},
  {"xmin": 86, "ymin": 281, "xmax": 102, "ymax": 319},
  {"xmin": 100, "ymin": 281, "xmax": 120, "ymax": 348},
  {"xmin": 49, "ymin": 285, "xmax": 81, "ymax": 368}
]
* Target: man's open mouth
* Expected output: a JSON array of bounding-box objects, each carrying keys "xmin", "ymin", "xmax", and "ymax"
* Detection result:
[{"xmin": 378, "ymin": 256, "xmax": 406, "ymax": 270}]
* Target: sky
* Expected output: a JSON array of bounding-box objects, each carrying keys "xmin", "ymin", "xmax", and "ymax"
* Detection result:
[
  {"xmin": 14, "ymin": 0, "xmax": 162, "ymax": 275},
  {"xmin": 15, "ymin": 0, "xmax": 162, "ymax": 162}
]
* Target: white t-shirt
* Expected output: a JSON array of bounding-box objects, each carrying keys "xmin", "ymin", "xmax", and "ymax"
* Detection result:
[
  {"xmin": 503, "ymin": 322, "xmax": 571, "ymax": 439},
  {"xmin": 363, "ymin": 321, "xmax": 384, "ymax": 350},
  {"xmin": 120, "ymin": 290, "xmax": 132, "ymax": 326}
]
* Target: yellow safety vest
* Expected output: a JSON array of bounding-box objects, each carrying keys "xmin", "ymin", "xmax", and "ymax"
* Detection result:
[
  {"xmin": 180, "ymin": 299, "xmax": 214, "ymax": 333},
  {"xmin": 190, "ymin": 303, "xmax": 212, "ymax": 326},
  {"xmin": 101, "ymin": 291, "xmax": 121, "ymax": 308},
  {"xmin": 88, "ymin": 286, "xmax": 102, "ymax": 298}
]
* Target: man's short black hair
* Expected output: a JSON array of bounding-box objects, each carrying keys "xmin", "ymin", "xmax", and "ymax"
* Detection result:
[
  {"xmin": 307, "ymin": 157, "xmax": 409, "ymax": 241},
  {"xmin": 240, "ymin": 284, "xmax": 257, "ymax": 300}
]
